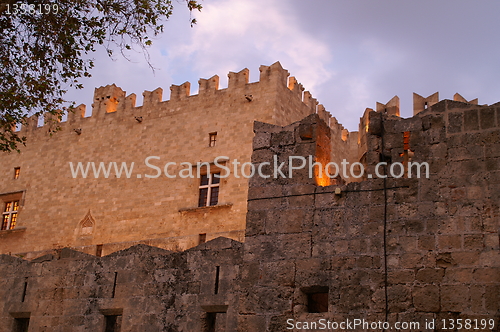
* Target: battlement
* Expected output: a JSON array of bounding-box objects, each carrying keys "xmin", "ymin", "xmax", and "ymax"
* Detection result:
[
  {"xmin": 18, "ymin": 61, "xmax": 334, "ymax": 136},
  {"xmin": 15, "ymin": 61, "xmax": 497, "ymax": 155}
]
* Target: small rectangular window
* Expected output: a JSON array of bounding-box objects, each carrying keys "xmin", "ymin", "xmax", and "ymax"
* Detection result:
[
  {"xmin": 105, "ymin": 315, "xmax": 122, "ymax": 332},
  {"xmin": 203, "ymin": 312, "xmax": 227, "ymax": 332},
  {"xmin": 198, "ymin": 173, "xmax": 220, "ymax": 207},
  {"xmin": 307, "ymin": 292, "xmax": 329, "ymax": 313},
  {"xmin": 199, "ymin": 233, "xmax": 206, "ymax": 244},
  {"xmin": 96, "ymin": 244, "xmax": 103, "ymax": 257},
  {"xmin": 2, "ymin": 200, "xmax": 19, "ymax": 230},
  {"xmin": 209, "ymin": 132, "xmax": 217, "ymax": 147},
  {"xmin": 205, "ymin": 312, "xmax": 216, "ymax": 332},
  {"xmin": 14, "ymin": 167, "xmax": 20, "ymax": 179},
  {"xmin": 302, "ymin": 286, "xmax": 329, "ymax": 313}
]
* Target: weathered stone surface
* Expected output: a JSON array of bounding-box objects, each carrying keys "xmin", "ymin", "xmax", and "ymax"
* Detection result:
[{"xmin": 1, "ymin": 76, "xmax": 500, "ymax": 330}]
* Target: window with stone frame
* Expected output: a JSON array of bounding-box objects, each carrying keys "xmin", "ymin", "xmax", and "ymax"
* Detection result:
[
  {"xmin": 0, "ymin": 192, "xmax": 23, "ymax": 231},
  {"xmin": 2, "ymin": 200, "xmax": 19, "ymax": 231},
  {"xmin": 198, "ymin": 173, "xmax": 220, "ymax": 207}
]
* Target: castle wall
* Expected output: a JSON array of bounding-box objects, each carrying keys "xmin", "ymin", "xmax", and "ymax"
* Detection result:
[
  {"xmin": 240, "ymin": 105, "xmax": 500, "ymax": 330},
  {"xmin": 0, "ymin": 100, "xmax": 498, "ymax": 331},
  {"xmin": 0, "ymin": 239, "xmax": 242, "ymax": 332},
  {"xmin": 0, "ymin": 62, "xmax": 341, "ymax": 257}
]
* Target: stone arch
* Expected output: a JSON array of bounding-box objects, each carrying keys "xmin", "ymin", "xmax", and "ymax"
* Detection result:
[{"xmin": 79, "ymin": 210, "xmax": 95, "ymax": 236}]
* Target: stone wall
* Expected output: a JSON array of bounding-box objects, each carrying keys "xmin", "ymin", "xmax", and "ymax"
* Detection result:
[
  {"xmin": 0, "ymin": 238, "xmax": 242, "ymax": 332},
  {"xmin": 0, "ymin": 94, "xmax": 498, "ymax": 331},
  {"xmin": 240, "ymin": 102, "xmax": 500, "ymax": 330},
  {"xmin": 0, "ymin": 62, "xmax": 355, "ymax": 257}
]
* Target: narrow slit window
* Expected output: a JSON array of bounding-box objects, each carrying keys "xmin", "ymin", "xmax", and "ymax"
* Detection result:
[
  {"xmin": 209, "ymin": 132, "xmax": 217, "ymax": 147},
  {"xmin": 198, "ymin": 173, "xmax": 220, "ymax": 207},
  {"xmin": 111, "ymin": 272, "xmax": 118, "ymax": 298},
  {"xmin": 214, "ymin": 266, "xmax": 220, "ymax": 294},
  {"xmin": 21, "ymin": 278, "xmax": 28, "ymax": 302},
  {"xmin": 2, "ymin": 200, "xmax": 19, "ymax": 230},
  {"xmin": 14, "ymin": 167, "xmax": 20, "ymax": 179},
  {"xmin": 96, "ymin": 244, "xmax": 103, "ymax": 257}
]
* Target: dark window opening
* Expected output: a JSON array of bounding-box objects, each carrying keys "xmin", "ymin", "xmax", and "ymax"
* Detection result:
[
  {"xmin": 199, "ymin": 233, "xmax": 206, "ymax": 244},
  {"xmin": 205, "ymin": 312, "xmax": 216, "ymax": 332},
  {"xmin": 14, "ymin": 167, "xmax": 20, "ymax": 179},
  {"xmin": 96, "ymin": 244, "xmax": 103, "ymax": 257},
  {"xmin": 209, "ymin": 132, "xmax": 217, "ymax": 147},
  {"xmin": 14, "ymin": 318, "xmax": 30, "ymax": 332},
  {"xmin": 21, "ymin": 278, "xmax": 28, "ymax": 302},
  {"xmin": 302, "ymin": 286, "xmax": 329, "ymax": 313},
  {"xmin": 214, "ymin": 266, "xmax": 220, "ymax": 295},
  {"xmin": 204, "ymin": 312, "xmax": 227, "ymax": 332},
  {"xmin": 2, "ymin": 200, "xmax": 19, "ymax": 230},
  {"xmin": 105, "ymin": 315, "xmax": 122, "ymax": 332}
]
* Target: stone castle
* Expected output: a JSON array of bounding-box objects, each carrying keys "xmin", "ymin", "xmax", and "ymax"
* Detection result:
[{"xmin": 0, "ymin": 62, "xmax": 499, "ymax": 331}]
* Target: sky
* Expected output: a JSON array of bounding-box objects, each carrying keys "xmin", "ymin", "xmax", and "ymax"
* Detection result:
[{"xmin": 66, "ymin": 0, "xmax": 500, "ymax": 131}]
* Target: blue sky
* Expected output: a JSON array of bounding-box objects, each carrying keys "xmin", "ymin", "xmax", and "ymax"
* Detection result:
[{"xmin": 66, "ymin": 0, "xmax": 500, "ymax": 131}]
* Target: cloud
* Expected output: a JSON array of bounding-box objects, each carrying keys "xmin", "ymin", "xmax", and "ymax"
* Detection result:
[{"xmin": 167, "ymin": 0, "xmax": 332, "ymax": 91}]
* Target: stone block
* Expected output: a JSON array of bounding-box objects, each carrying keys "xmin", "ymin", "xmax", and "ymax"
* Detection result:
[
  {"xmin": 484, "ymin": 285, "xmax": 500, "ymax": 312},
  {"xmin": 464, "ymin": 234, "xmax": 484, "ymax": 250},
  {"xmin": 438, "ymin": 235, "xmax": 462, "ymax": 250},
  {"xmin": 480, "ymin": 108, "xmax": 496, "ymax": 129},
  {"xmin": 271, "ymin": 131, "xmax": 295, "ymax": 147},
  {"xmin": 253, "ymin": 132, "xmax": 271, "ymax": 150},
  {"xmin": 387, "ymin": 284, "xmax": 411, "ymax": 312},
  {"xmin": 418, "ymin": 235, "xmax": 435, "ymax": 251},
  {"xmin": 416, "ymin": 268, "xmax": 445, "ymax": 283},
  {"xmin": 441, "ymin": 285, "xmax": 469, "ymax": 312},
  {"xmin": 413, "ymin": 285, "xmax": 440, "ymax": 312},
  {"xmin": 464, "ymin": 109, "xmax": 479, "ymax": 131},
  {"xmin": 448, "ymin": 112, "xmax": 463, "ymax": 134},
  {"xmin": 388, "ymin": 270, "xmax": 415, "ymax": 284}
]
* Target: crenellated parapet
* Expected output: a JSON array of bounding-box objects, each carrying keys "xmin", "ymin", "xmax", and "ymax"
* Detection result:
[
  {"xmin": 413, "ymin": 92, "xmax": 439, "ymax": 115},
  {"xmin": 228, "ymin": 68, "xmax": 249, "ymax": 88},
  {"xmin": 142, "ymin": 87, "xmax": 162, "ymax": 107},
  {"xmin": 376, "ymin": 95, "xmax": 400, "ymax": 116},
  {"xmin": 453, "ymin": 93, "xmax": 478, "ymax": 105},
  {"xmin": 259, "ymin": 62, "xmax": 289, "ymax": 85},
  {"xmin": 198, "ymin": 75, "xmax": 219, "ymax": 95},
  {"xmin": 92, "ymin": 84, "xmax": 126, "ymax": 115},
  {"xmin": 18, "ymin": 63, "xmax": 493, "ymax": 151},
  {"xmin": 287, "ymin": 76, "xmax": 304, "ymax": 99},
  {"xmin": 15, "ymin": 62, "xmax": 332, "ymax": 137},
  {"xmin": 67, "ymin": 104, "xmax": 86, "ymax": 124}
]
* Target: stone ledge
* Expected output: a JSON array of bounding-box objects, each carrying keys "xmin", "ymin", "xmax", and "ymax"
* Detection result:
[
  {"xmin": 178, "ymin": 203, "xmax": 233, "ymax": 213},
  {"xmin": 0, "ymin": 227, "xmax": 26, "ymax": 238}
]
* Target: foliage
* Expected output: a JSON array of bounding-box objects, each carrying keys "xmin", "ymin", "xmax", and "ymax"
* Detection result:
[{"xmin": 0, "ymin": 0, "xmax": 202, "ymax": 151}]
